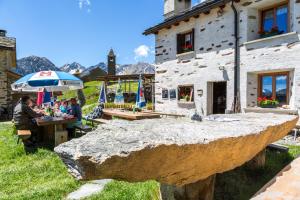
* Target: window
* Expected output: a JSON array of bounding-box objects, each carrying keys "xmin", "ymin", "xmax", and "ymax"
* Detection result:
[
  {"xmin": 169, "ymin": 89, "xmax": 177, "ymax": 99},
  {"xmin": 178, "ymin": 85, "xmax": 194, "ymax": 102},
  {"xmin": 258, "ymin": 72, "xmax": 289, "ymax": 104},
  {"xmin": 177, "ymin": 29, "xmax": 194, "ymax": 54},
  {"xmin": 260, "ymin": 3, "xmax": 288, "ymax": 38}
]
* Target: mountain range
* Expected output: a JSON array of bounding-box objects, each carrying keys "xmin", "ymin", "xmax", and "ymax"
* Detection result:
[{"xmin": 16, "ymin": 55, "xmax": 155, "ymax": 76}]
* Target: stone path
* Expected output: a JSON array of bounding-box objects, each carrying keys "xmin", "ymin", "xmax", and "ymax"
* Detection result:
[
  {"xmin": 252, "ymin": 157, "xmax": 300, "ymax": 199},
  {"xmin": 66, "ymin": 179, "xmax": 112, "ymax": 200}
]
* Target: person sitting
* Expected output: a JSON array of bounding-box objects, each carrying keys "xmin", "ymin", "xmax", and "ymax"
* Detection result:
[
  {"xmin": 59, "ymin": 101, "xmax": 68, "ymax": 114},
  {"xmin": 13, "ymin": 96, "xmax": 43, "ymax": 150},
  {"xmin": 67, "ymin": 98, "xmax": 82, "ymax": 138}
]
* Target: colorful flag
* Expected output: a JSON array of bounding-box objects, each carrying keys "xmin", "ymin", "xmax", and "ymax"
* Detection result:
[
  {"xmin": 114, "ymin": 79, "xmax": 124, "ymax": 104},
  {"xmin": 98, "ymin": 83, "xmax": 107, "ymax": 104},
  {"xmin": 136, "ymin": 75, "xmax": 146, "ymax": 108}
]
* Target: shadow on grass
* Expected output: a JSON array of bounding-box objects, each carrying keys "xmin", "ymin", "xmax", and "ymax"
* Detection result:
[{"xmin": 214, "ymin": 148, "xmax": 297, "ymax": 200}]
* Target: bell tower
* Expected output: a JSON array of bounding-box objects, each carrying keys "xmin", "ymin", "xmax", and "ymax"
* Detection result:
[{"xmin": 107, "ymin": 48, "xmax": 116, "ymax": 75}]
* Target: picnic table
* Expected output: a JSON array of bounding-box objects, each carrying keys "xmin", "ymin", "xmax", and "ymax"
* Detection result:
[
  {"xmin": 36, "ymin": 116, "xmax": 76, "ymax": 147},
  {"xmin": 103, "ymin": 109, "xmax": 161, "ymax": 120}
]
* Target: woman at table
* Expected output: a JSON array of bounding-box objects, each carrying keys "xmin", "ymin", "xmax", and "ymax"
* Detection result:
[{"xmin": 59, "ymin": 101, "xmax": 68, "ymax": 114}]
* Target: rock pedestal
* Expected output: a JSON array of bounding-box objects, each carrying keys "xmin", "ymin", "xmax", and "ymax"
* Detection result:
[
  {"xmin": 160, "ymin": 175, "xmax": 216, "ymax": 200},
  {"xmin": 246, "ymin": 149, "xmax": 266, "ymax": 169},
  {"xmin": 55, "ymin": 113, "xmax": 298, "ymax": 187}
]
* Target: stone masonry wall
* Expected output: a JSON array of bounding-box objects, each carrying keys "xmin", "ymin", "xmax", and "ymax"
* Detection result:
[
  {"xmin": 0, "ymin": 36, "xmax": 17, "ymax": 109},
  {"xmin": 154, "ymin": 0, "xmax": 300, "ymax": 116}
]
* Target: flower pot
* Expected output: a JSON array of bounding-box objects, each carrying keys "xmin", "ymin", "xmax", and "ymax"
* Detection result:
[{"xmin": 259, "ymin": 104, "xmax": 278, "ymax": 108}]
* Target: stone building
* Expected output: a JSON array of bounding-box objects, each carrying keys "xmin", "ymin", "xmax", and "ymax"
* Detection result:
[
  {"xmin": 0, "ymin": 29, "xmax": 19, "ymax": 119},
  {"xmin": 144, "ymin": 0, "xmax": 300, "ymax": 116}
]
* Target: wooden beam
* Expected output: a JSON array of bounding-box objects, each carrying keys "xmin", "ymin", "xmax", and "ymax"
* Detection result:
[{"xmin": 204, "ymin": 10, "xmax": 210, "ymax": 15}]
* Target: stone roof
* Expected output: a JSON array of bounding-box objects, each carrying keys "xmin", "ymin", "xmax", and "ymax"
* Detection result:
[
  {"xmin": 108, "ymin": 48, "xmax": 115, "ymax": 57},
  {"xmin": 0, "ymin": 36, "xmax": 16, "ymax": 48},
  {"xmin": 143, "ymin": 0, "xmax": 233, "ymax": 35}
]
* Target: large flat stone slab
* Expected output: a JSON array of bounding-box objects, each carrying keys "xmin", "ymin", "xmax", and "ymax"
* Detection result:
[{"xmin": 55, "ymin": 113, "xmax": 298, "ymax": 186}]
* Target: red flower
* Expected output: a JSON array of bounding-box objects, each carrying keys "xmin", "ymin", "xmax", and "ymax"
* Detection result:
[
  {"xmin": 258, "ymin": 29, "xmax": 265, "ymax": 35},
  {"xmin": 182, "ymin": 44, "xmax": 193, "ymax": 50}
]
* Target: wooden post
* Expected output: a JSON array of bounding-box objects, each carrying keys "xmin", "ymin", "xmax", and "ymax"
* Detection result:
[
  {"xmin": 160, "ymin": 175, "xmax": 216, "ymax": 200},
  {"xmin": 246, "ymin": 149, "xmax": 266, "ymax": 169}
]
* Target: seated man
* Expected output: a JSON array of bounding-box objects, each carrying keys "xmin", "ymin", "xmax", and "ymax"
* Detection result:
[
  {"xmin": 67, "ymin": 98, "xmax": 82, "ymax": 137},
  {"xmin": 13, "ymin": 96, "xmax": 43, "ymax": 148}
]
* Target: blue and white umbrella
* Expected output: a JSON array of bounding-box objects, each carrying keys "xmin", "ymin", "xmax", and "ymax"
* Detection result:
[
  {"xmin": 11, "ymin": 71, "xmax": 84, "ymax": 92},
  {"xmin": 98, "ymin": 83, "xmax": 107, "ymax": 104}
]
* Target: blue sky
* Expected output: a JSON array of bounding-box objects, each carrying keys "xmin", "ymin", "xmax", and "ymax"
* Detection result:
[
  {"xmin": 0, "ymin": 0, "xmax": 162, "ymax": 67},
  {"xmin": 0, "ymin": 0, "xmax": 200, "ymax": 67}
]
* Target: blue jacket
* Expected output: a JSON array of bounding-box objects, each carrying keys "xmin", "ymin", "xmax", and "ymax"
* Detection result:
[{"xmin": 71, "ymin": 104, "xmax": 82, "ymax": 121}]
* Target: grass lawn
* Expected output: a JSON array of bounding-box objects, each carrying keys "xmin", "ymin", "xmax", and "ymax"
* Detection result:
[
  {"xmin": 58, "ymin": 81, "xmax": 139, "ymax": 106},
  {"xmin": 0, "ymin": 122, "xmax": 80, "ymax": 200},
  {"xmin": 0, "ymin": 122, "xmax": 159, "ymax": 200}
]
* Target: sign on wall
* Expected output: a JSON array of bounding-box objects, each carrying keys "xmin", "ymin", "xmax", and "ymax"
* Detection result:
[
  {"xmin": 162, "ymin": 88, "xmax": 169, "ymax": 99},
  {"xmin": 169, "ymin": 89, "xmax": 177, "ymax": 99}
]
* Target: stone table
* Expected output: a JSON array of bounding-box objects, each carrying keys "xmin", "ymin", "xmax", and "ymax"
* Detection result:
[{"xmin": 55, "ymin": 113, "xmax": 298, "ymax": 200}]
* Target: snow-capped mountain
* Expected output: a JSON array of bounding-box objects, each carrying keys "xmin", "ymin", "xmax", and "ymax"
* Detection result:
[
  {"xmin": 60, "ymin": 62, "xmax": 85, "ymax": 74},
  {"xmin": 117, "ymin": 62, "xmax": 155, "ymax": 75},
  {"xmin": 17, "ymin": 56, "xmax": 155, "ymax": 77},
  {"xmin": 16, "ymin": 56, "xmax": 60, "ymax": 75}
]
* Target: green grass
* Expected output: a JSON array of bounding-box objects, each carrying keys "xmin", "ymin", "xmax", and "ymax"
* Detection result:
[
  {"xmin": 0, "ymin": 122, "xmax": 159, "ymax": 200},
  {"xmin": 58, "ymin": 81, "xmax": 139, "ymax": 106},
  {"xmin": 86, "ymin": 181, "xmax": 160, "ymax": 200},
  {"xmin": 0, "ymin": 122, "xmax": 80, "ymax": 200}
]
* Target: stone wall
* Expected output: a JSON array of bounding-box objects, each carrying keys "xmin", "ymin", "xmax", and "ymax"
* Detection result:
[
  {"xmin": 0, "ymin": 36, "xmax": 17, "ymax": 113},
  {"xmin": 154, "ymin": 0, "xmax": 300, "ymax": 116}
]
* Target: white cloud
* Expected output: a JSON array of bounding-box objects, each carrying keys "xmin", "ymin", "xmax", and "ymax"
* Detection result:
[
  {"xmin": 134, "ymin": 45, "xmax": 150, "ymax": 60},
  {"xmin": 78, "ymin": 0, "xmax": 91, "ymax": 11}
]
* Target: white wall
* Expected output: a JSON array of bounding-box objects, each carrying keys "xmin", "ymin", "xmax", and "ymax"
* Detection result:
[{"xmin": 154, "ymin": 0, "xmax": 300, "ymax": 116}]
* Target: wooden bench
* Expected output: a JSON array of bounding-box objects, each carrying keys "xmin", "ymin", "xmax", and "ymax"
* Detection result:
[
  {"xmin": 83, "ymin": 117, "xmax": 110, "ymax": 127},
  {"xmin": 17, "ymin": 130, "xmax": 31, "ymax": 144},
  {"xmin": 74, "ymin": 124, "xmax": 93, "ymax": 137}
]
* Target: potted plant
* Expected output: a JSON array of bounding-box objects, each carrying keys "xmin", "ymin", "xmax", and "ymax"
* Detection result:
[
  {"xmin": 182, "ymin": 44, "xmax": 193, "ymax": 53},
  {"xmin": 257, "ymin": 97, "xmax": 279, "ymax": 108},
  {"xmin": 258, "ymin": 26, "xmax": 284, "ymax": 39}
]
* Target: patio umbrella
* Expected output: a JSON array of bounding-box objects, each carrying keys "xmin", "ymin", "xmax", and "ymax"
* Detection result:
[
  {"xmin": 11, "ymin": 71, "xmax": 83, "ymax": 92},
  {"xmin": 36, "ymin": 89, "xmax": 53, "ymax": 106},
  {"xmin": 114, "ymin": 79, "xmax": 124, "ymax": 104},
  {"xmin": 136, "ymin": 75, "xmax": 146, "ymax": 108},
  {"xmin": 43, "ymin": 90, "xmax": 52, "ymax": 104},
  {"xmin": 98, "ymin": 83, "xmax": 107, "ymax": 104}
]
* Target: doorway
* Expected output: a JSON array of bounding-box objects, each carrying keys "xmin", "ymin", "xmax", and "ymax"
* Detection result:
[{"xmin": 213, "ymin": 82, "xmax": 227, "ymax": 114}]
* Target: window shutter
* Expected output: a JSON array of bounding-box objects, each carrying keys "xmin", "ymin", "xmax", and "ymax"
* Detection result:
[
  {"xmin": 191, "ymin": 28, "xmax": 195, "ymax": 51},
  {"xmin": 177, "ymin": 34, "xmax": 182, "ymax": 54}
]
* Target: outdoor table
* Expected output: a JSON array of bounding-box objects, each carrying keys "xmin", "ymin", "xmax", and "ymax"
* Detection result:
[
  {"xmin": 103, "ymin": 109, "xmax": 161, "ymax": 120},
  {"xmin": 35, "ymin": 116, "xmax": 77, "ymax": 147}
]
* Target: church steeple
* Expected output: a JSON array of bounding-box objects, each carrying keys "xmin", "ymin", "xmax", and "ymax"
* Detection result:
[{"xmin": 107, "ymin": 48, "xmax": 116, "ymax": 75}]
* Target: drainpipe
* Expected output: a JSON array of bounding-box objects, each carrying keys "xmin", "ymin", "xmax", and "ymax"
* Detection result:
[{"xmin": 231, "ymin": 0, "xmax": 240, "ymax": 113}]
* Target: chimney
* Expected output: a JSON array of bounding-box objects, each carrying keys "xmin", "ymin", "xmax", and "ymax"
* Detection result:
[
  {"xmin": 0, "ymin": 29, "xmax": 7, "ymax": 37},
  {"xmin": 164, "ymin": 0, "xmax": 191, "ymax": 19}
]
